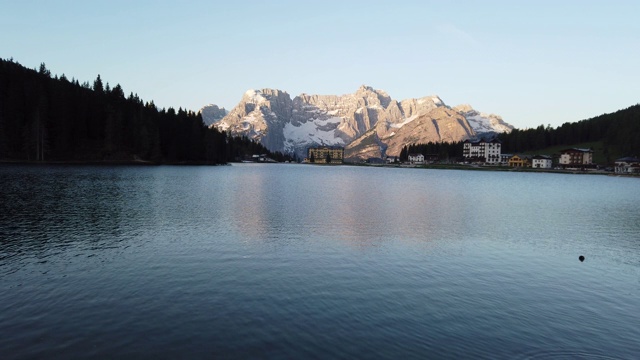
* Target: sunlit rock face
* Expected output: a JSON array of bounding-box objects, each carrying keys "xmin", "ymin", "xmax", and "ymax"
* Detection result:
[{"xmin": 211, "ymin": 85, "xmax": 513, "ymax": 160}]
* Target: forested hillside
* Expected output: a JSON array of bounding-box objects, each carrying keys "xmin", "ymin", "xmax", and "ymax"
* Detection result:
[
  {"xmin": 498, "ymin": 105, "xmax": 640, "ymax": 159},
  {"xmin": 0, "ymin": 58, "xmax": 290, "ymax": 163},
  {"xmin": 399, "ymin": 104, "xmax": 640, "ymax": 164}
]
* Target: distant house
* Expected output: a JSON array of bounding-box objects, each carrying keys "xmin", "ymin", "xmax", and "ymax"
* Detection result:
[
  {"xmin": 252, "ymin": 154, "xmax": 270, "ymax": 162},
  {"xmin": 559, "ymin": 148, "xmax": 593, "ymax": 167},
  {"xmin": 386, "ymin": 156, "xmax": 398, "ymax": 164},
  {"xmin": 306, "ymin": 146, "xmax": 344, "ymax": 164},
  {"xmin": 614, "ymin": 157, "xmax": 640, "ymax": 174},
  {"xmin": 508, "ymin": 154, "xmax": 531, "ymax": 167},
  {"xmin": 532, "ymin": 155, "xmax": 553, "ymax": 169},
  {"xmin": 462, "ymin": 138, "xmax": 502, "ymax": 164},
  {"xmin": 408, "ymin": 153, "xmax": 425, "ymax": 164},
  {"xmin": 245, "ymin": 154, "xmax": 274, "ymax": 162},
  {"xmin": 500, "ymin": 153, "xmax": 513, "ymax": 165}
]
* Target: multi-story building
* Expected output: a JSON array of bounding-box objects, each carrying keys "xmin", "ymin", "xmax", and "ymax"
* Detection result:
[
  {"xmin": 463, "ymin": 139, "xmax": 502, "ymax": 164},
  {"xmin": 307, "ymin": 146, "xmax": 344, "ymax": 164},
  {"xmin": 559, "ymin": 148, "xmax": 593, "ymax": 167},
  {"xmin": 532, "ymin": 155, "xmax": 553, "ymax": 169}
]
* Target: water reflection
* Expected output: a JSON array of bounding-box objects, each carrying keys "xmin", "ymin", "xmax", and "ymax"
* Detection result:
[{"xmin": 1, "ymin": 163, "xmax": 639, "ymax": 359}]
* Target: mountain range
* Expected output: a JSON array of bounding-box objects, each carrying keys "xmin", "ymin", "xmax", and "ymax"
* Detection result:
[{"xmin": 202, "ymin": 85, "xmax": 513, "ymax": 160}]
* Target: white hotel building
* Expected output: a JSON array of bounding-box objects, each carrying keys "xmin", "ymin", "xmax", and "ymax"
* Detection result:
[{"xmin": 462, "ymin": 139, "xmax": 502, "ymax": 164}]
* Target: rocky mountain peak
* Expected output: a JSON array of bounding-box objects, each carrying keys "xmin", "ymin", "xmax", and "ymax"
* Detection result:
[
  {"xmin": 199, "ymin": 104, "xmax": 228, "ymax": 126},
  {"xmin": 454, "ymin": 104, "xmax": 474, "ymax": 113},
  {"xmin": 357, "ymin": 84, "xmax": 374, "ymax": 93},
  {"xmin": 210, "ymin": 86, "xmax": 512, "ymax": 160},
  {"xmin": 242, "ymin": 88, "xmax": 290, "ymax": 104},
  {"xmin": 453, "ymin": 104, "xmax": 514, "ymax": 134}
]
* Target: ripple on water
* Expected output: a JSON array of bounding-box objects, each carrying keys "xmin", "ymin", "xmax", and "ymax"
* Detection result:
[{"xmin": 1, "ymin": 164, "xmax": 639, "ymax": 359}]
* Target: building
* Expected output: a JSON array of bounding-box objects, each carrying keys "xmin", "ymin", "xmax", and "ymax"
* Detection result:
[
  {"xmin": 508, "ymin": 154, "xmax": 531, "ymax": 167},
  {"xmin": 614, "ymin": 157, "xmax": 640, "ymax": 174},
  {"xmin": 500, "ymin": 153, "xmax": 513, "ymax": 165},
  {"xmin": 307, "ymin": 146, "xmax": 344, "ymax": 164},
  {"xmin": 559, "ymin": 148, "xmax": 593, "ymax": 167},
  {"xmin": 463, "ymin": 139, "xmax": 502, "ymax": 164},
  {"xmin": 532, "ymin": 155, "xmax": 553, "ymax": 169},
  {"xmin": 408, "ymin": 153, "xmax": 425, "ymax": 164}
]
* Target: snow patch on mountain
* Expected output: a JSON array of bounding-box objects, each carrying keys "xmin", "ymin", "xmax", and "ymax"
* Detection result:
[{"xmin": 283, "ymin": 117, "xmax": 345, "ymax": 153}]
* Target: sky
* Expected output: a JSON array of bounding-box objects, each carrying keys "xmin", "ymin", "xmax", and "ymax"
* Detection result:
[{"xmin": 1, "ymin": 0, "xmax": 639, "ymax": 129}]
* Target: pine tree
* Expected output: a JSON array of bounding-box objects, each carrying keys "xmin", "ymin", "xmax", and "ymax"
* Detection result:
[{"xmin": 93, "ymin": 74, "xmax": 104, "ymax": 93}]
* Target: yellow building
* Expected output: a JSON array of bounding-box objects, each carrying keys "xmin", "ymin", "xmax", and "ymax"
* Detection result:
[
  {"xmin": 306, "ymin": 147, "xmax": 344, "ymax": 164},
  {"xmin": 508, "ymin": 154, "xmax": 531, "ymax": 167}
]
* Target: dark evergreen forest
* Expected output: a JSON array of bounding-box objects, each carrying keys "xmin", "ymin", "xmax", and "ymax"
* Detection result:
[
  {"xmin": 399, "ymin": 141, "xmax": 463, "ymax": 162},
  {"xmin": 0, "ymin": 58, "xmax": 292, "ymax": 163},
  {"xmin": 497, "ymin": 104, "xmax": 640, "ymax": 158}
]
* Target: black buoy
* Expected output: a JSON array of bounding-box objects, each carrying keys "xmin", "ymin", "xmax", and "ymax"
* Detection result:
[{"xmin": 579, "ymin": 255, "xmax": 585, "ymax": 262}]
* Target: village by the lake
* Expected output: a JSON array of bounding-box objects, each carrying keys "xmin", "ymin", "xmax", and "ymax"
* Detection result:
[{"xmin": 250, "ymin": 141, "xmax": 640, "ymax": 176}]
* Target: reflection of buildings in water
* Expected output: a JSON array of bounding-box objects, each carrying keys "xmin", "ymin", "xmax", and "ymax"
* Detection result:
[
  {"xmin": 332, "ymin": 173, "xmax": 474, "ymax": 250},
  {"xmin": 230, "ymin": 169, "xmax": 271, "ymax": 240},
  {"xmin": 227, "ymin": 166, "xmax": 476, "ymax": 250},
  {"xmin": 229, "ymin": 166, "xmax": 310, "ymax": 243}
]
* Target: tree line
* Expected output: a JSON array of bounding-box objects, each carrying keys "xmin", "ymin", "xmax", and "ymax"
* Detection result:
[
  {"xmin": 399, "ymin": 141, "xmax": 463, "ymax": 162},
  {"xmin": 0, "ymin": 58, "xmax": 292, "ymax": 163}
]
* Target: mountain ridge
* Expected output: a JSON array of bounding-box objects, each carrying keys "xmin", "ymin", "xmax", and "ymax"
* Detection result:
[{"xmin": 207, "ymin": 85, "xmax": 514, "ymax": 160}]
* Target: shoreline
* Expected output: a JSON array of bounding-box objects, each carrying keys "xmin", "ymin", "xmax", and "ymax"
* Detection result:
[
  {"xmin": 0, "ymin": 159, "xmax": 226, "ymax": 166},
  {"xmin": 2, "ymin": 159, "xmax": 637, "ymax": 177},
  {"xmin": 345, "ymin": 162, "xmax": 636, "ymax": 177}
]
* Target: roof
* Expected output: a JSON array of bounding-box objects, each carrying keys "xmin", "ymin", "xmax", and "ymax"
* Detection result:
[
  {"xmin": 463, "ymin": 138, "xmax": 501, "ymax": 145},
  {"xmin": 560, "ymin": 148, "xmax": 592, "ymax": 154},
  {"xmin": 532, "ymin": 155, "xmax": 552, "ymax": 160},
  {"xmin": 615, "ymin": 157, "xmax": 640, "ymax": 163},
  {"xmin": 408, "ymin": 153, "xmax": 424, "ymax": 157},
  {"xmin": 308, "ymin": 146, "xmax": 344, "ymax": 150}
]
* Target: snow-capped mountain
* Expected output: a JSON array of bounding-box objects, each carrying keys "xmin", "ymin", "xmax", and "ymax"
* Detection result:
[
  {"xmin": 211, "ymin": 86, "xmax": 513, "ymax": 160},
  {"xmin": 454, "ymin": 104, "xmax": 513, "ymax": 134}
]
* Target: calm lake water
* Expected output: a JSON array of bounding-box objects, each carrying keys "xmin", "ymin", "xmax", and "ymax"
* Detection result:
[{"xmin": 1, "ymin": 163, "xmax": 639, "ymax": 359}]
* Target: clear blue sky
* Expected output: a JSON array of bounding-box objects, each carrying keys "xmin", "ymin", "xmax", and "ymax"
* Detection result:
[{"xmin": 1, "ymin": 0, "xmax": 639, "ymax": 129}]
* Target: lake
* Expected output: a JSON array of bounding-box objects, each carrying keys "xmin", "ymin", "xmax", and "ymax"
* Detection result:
[{"xmin": 1, "ymin": 163, "xmax": 639, "ymax": 359}]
